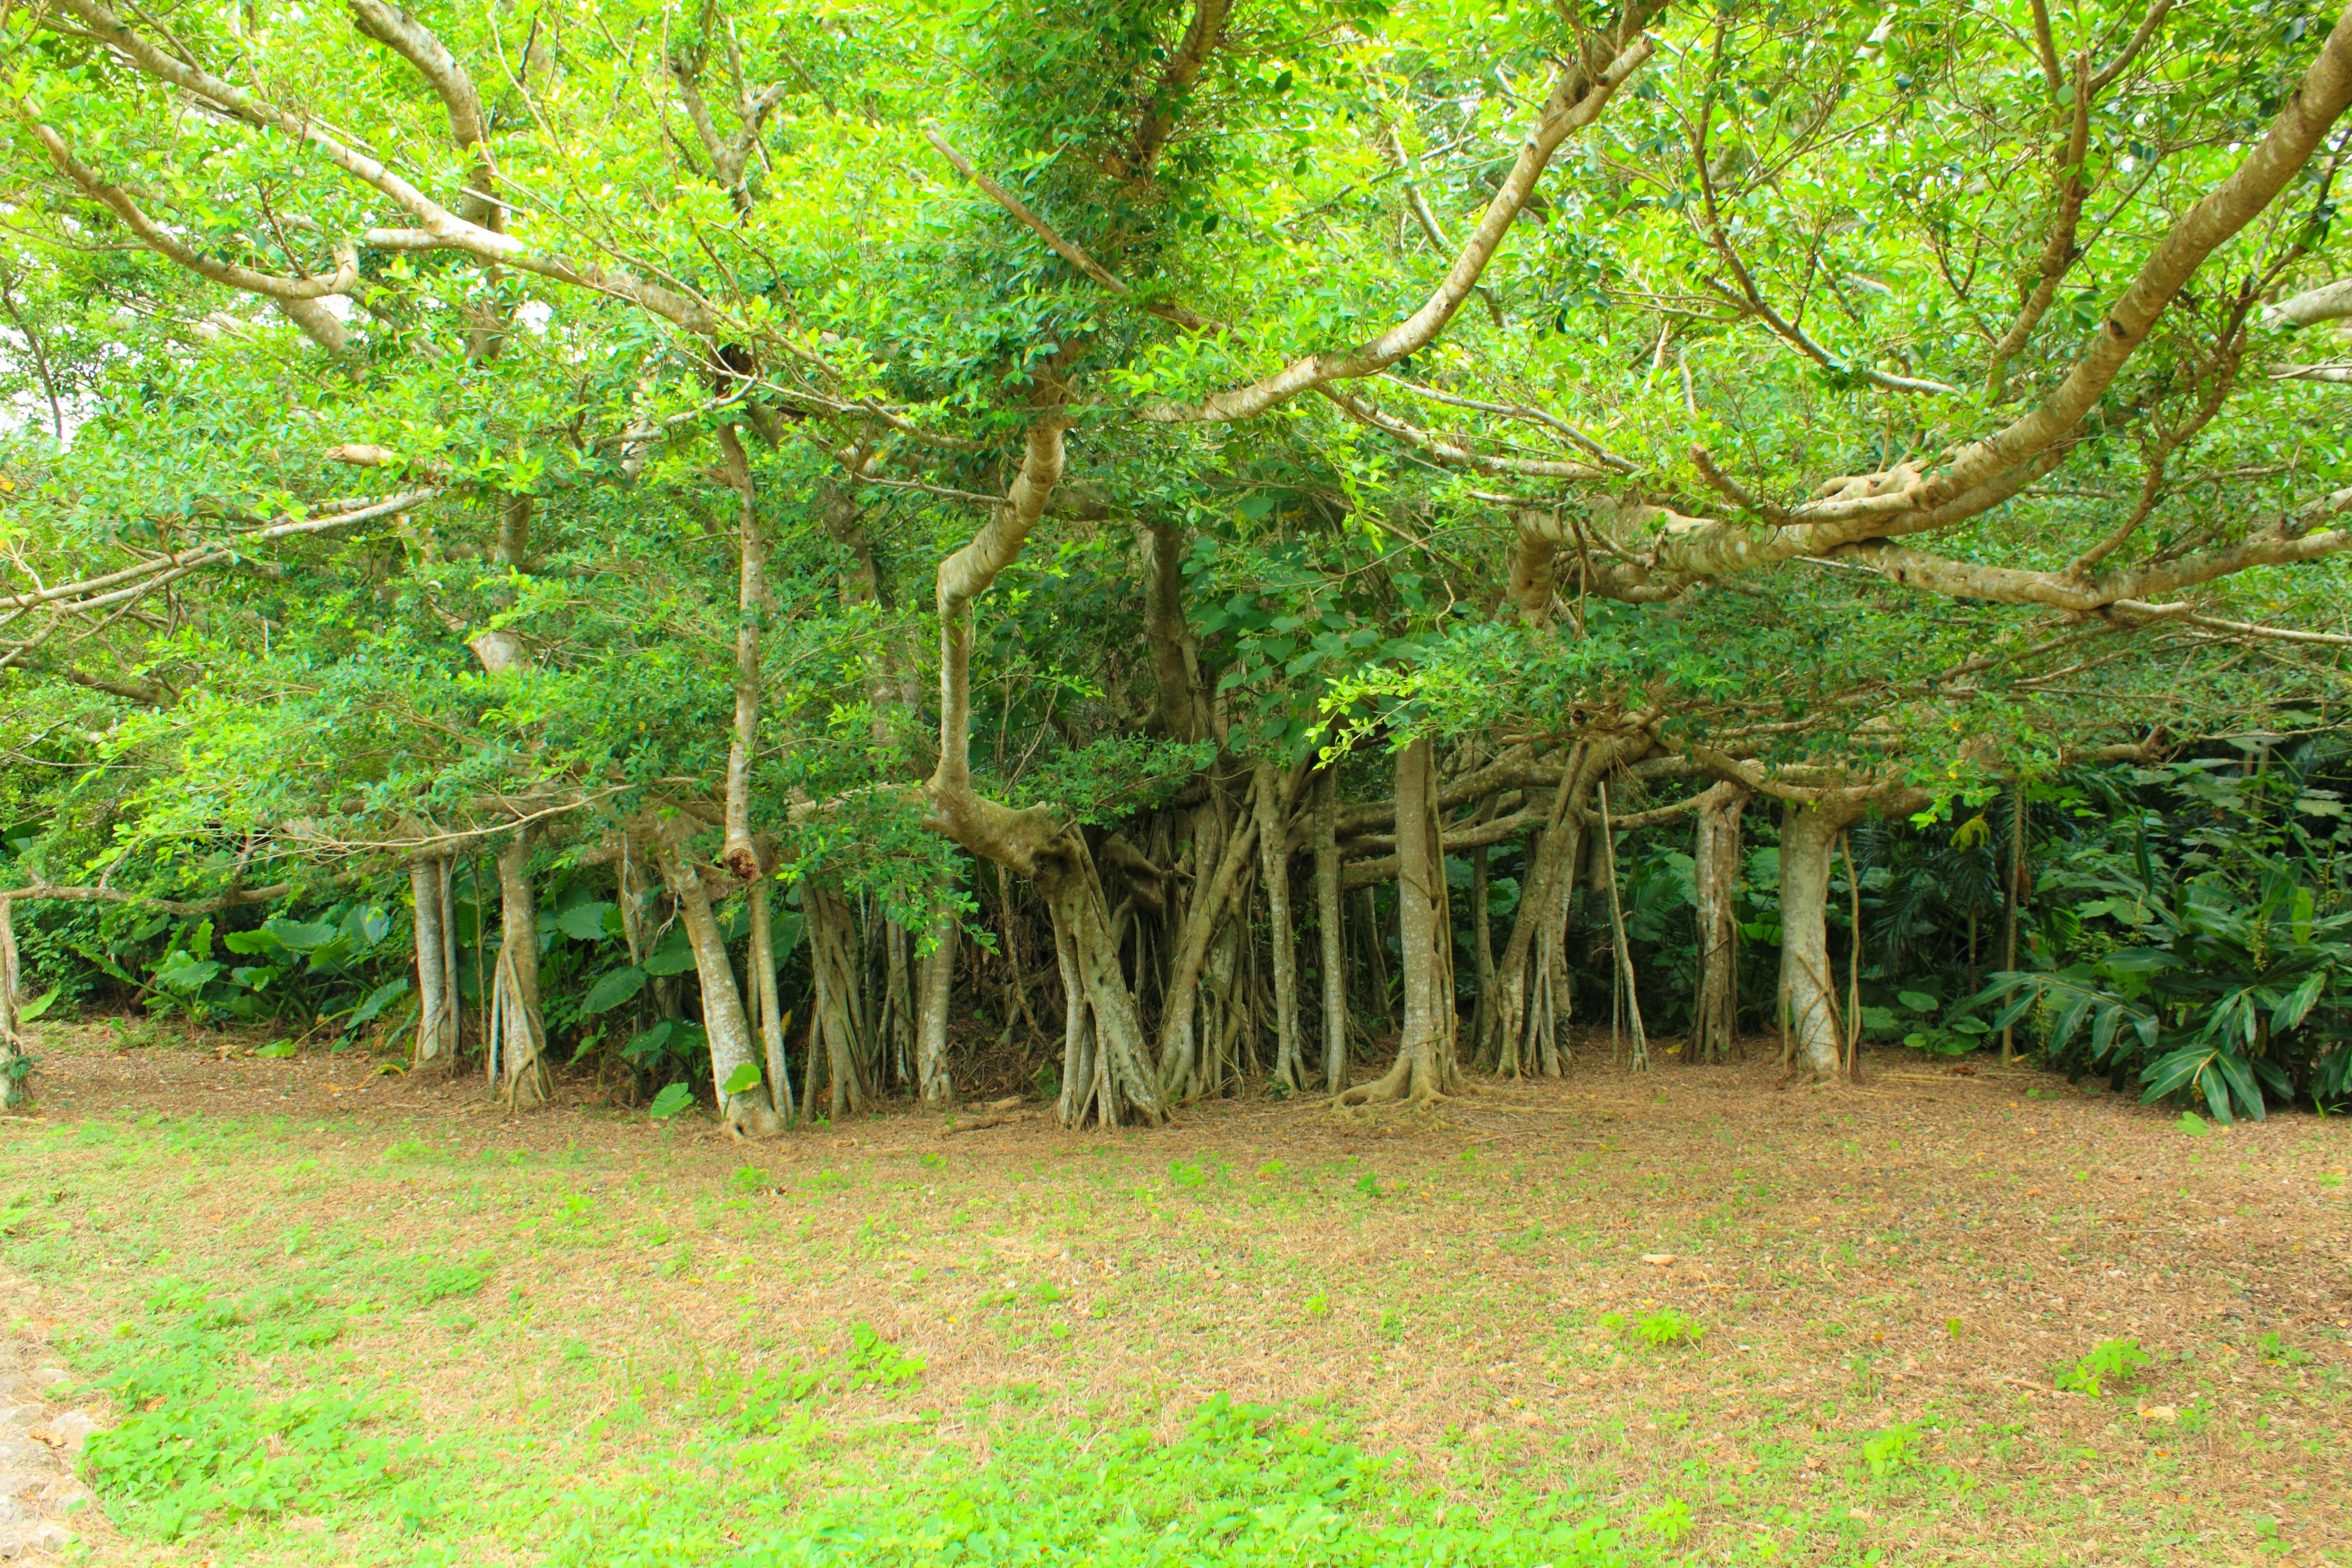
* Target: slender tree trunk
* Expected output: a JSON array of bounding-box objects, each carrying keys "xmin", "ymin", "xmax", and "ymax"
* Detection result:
[
  {"xmin": 494, "ymin": 836, "xmax": 552, "ymax": 1108},
  {"xmin": 1339, "ymin": 736, "xmax": 1461, "ymax": 1105},
  {"xmin": 1598, "ymin": 783, "xmax": 1649, "ymax": 1070},
  {"xmin": 915, "ymin": 914, "xmax": 957, "ymax": 1107},
  {"xmin": 660, "ymin": 848, "xmax": 785, "ymax": 1135},
  {"xmin": 409, "ymin": 858, "xmax": 453, "ymax": 1066},
  {"xmin": 1314, "ymin": 767, "xmax": 1348, "ymax": 1092},
  {"xmin": 1778, "ymin": 804, "xmax": 1850, "ymax": 1080},
  {"xmin": 0, "ymin": 897, "xmax": 24, "ymax": 1110},
  {"xmin": 715, "ymin": 423, "xmax": 768, "ymax": 881},
  {"xmin": 1253, "ymin": 762, "xmax": 1304, "ymax": 1089},
  {"xmin": 440, "ymin": 857, "xmax": 461, "ymax": 1055},
  {"xmin": 1842, "ymin": 831, "xmax": 1864, "ymax": 1077},
  {"xmin": 1466, "ymin": 836, "xmax": 1496, "ymax": 1068},
  {"xmin": 750, "ymin": 876, "xmax": 795, "ymax": 1123},
  {"xmin": 1691, "ymin": 782, "xmax": 1748, "ymax": 1063},
  {"xmin": 2003, "ymin": 778, "xmax": 2025, "ymax": 1063}
]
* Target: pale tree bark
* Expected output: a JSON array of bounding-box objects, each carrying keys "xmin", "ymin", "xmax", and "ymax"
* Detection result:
[
  {"xmin": 2263, "ymin": 275, "xmax": 2352, "ymax": 328},
  {"xmin": 491, "ymin": 835, "xmax": 552, "ymax": 1108},
  {"xmin": 804, "ymin": 879, "xmax": 872, "ymax": 1120},
  {"xmin": 1253, "ymin": 761, "xmax": 1305, "ymax": 1088},
  {"xmin": 1691, "ymin": 782, "xmax": 1749, "ymax": 1063},
  {"xmin": 748, "ymin": 874, "xmax": 796, "ymax": 1123},
  {"xmin": 914, "ymin": 914, "xmax": 957, "ymax": 1107},
  {"xmin": 1158, "ymin": 782, "xmax": 1280, "ymax": 1098},
  {"xmin": 657, "ymin": 847, "xmax": 786, "ymax": 1136},
  {"xmin": 409, "ymin": 858, "xmax": 458, "ymax": 1066},
  {"xmin": 715, "ymin": 423, "xmax": 768, "ymax": 881},
  {"xmin": 1767, "ymin": 785, "xmax": 1947, "ymax": 1080},
  {"xmin": 1777, "ymin": 803, "xmax": 1852, "ymax": 1080},
  {"xmin": 1338, "ymin": 736, "xmax": 1461, "ymax": 1106},
  {"xmin": 0, "ymin": 897, "xmax": 23, "ymax": 1110},
  {"xmin": 1314, "ymin": 766, "xmax": 1348, "ymax": 1092}
]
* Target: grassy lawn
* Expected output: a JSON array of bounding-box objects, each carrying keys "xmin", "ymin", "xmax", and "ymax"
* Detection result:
[{"xmin": 6, "ymin": 1025, "xmax": 2349, "ymax": 1565}]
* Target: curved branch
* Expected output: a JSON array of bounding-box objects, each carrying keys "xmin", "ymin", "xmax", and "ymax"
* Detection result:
[
  {"xmin": 19, "ymin": 112, "xmax": 358, "ymax": 301},
  {"xmin": 1139, "ymin": 13, "xmax": 1662, "ymax": 423}
]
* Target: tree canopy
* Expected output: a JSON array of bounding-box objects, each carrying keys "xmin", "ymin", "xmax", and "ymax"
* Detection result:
[{"xmin": 1, "ymin": 0, "xmax": 2348, "ymax": 1126}]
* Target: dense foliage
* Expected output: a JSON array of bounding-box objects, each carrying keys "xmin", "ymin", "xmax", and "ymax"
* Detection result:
[{"xmin": 1, "ymin": 0, "xmax": 2349, "ymax": 1123}]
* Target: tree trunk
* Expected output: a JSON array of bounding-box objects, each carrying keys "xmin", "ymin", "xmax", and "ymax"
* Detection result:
[
  {"xmin": 1691, "ymin": 782, "xmax": 1748, "ymax": 1063},
  {"xmin": 1039, "ymin": 834, "xmax": 1164, "ymax": 1128},
  {"xmin": 1482, "ymin": 744, "xmax": 1588, "ymax": 1076},
  {"xmin": 493, "ymin": 836, "xmax": 552, "ymax": 1108},
  {"xmin": 2003, "ymin": 778, "xmax": 2025, "ymax": 1063},
  {"xmin": 660, "ymin": 848, "xmax": 785, "ymax": 1136},
  {"xmin": 804, "ymin": 879, "xmax": 870, "ymax": 1120},
  {"xmin": 1155, "ymin": 787, "xmax": 1259, "ymax": 1099},
  {"xmin": 1778, "ymin": 804, "xmax": 1849, "ymax": 1081},
  {"xmin": 1340, "ymin": 736, "xmax": 1461, "ymax": 1105},
  {"xmin": 715, "ymin": 423, "xmax": 768, "ymax": 881},
  {"xmin": 749, "ymin": 876, "xmax": 796, "ymax": 1123},
  {"xmin": 915, "ymin": 914, "xmax": 956, "ymax": 1107},
  {"xmin": 0, "ymin": 897, "xmax": 24, "ymax": 1110},
  {"xmin": 1314, "ymin": 766, "xmax": 1348, "ymax": 1091},
  {"xmin": 409, "ymin": 858, "xmax": 454, "ymax": 1066},
  {"xmin": 1252, "ymin": 762, "xmax": 1303, "ymax": 1089},
  {"xmin": 1597, "ymin": 782, "xmax": 1649, "ymax": 1071},
  {"xmin": 1466, "ymin": 834, "xmax": 1496, "ymax": 1068}
]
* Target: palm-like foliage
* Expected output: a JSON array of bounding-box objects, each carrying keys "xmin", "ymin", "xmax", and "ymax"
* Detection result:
[{"xmin": 1973, "ymin": 859, "xmax": 2352, "ymax": 1122}]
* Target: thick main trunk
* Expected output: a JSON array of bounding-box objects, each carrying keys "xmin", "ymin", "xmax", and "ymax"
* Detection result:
[
  {"xmin": 492, "ymin": 837, "xmax": 551, "ymax": 1108},
  {"xmin": 1155, "ymin": 788, "xmax": 1259, "ymax": 1099},
  {"xmin": 1483, "ymin": 744, "xmax": 1589, "ymax": 1076},
  {"xmin": 1340, "ymin": 736, "xmax": 1461, "ymax": 1105},
  {"xmin": 660, "ymin": 849, "xmax": 785, "ymax": 1136},
  {"xmin": 1139, "ymin": 519, "xmax": 1204, "ymax": 741},
  {"xmin": 1692, "ymin": 782, "xmax": 1748, "ymax": 1063},
  {"xmin": 409, "ymin": 858, "xmax": 453, "ymax": 1065},
  {"xmin": 1314, "ymin": 767, "xmax": 1348, "ymax": 1092},
  {"xmin": 1040, "ymin": 837, "xmax": 1165, "ymax": 1128},
  {"xmin": 1252, "ymin": 763, "xmax": 1303, "ymax": 1088},
  {"xmin": 804, "ymin": 880, "xmax": 870, "ymax": 1119},
  {"xmin": 1778, "ymin": 805, "xmax": 1849, "ymax": 1080}
]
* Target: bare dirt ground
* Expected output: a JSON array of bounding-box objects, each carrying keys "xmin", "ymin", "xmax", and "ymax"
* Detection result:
[{"xmin": 7, "ymin": 1024, "xmax": 2351, "ymax": 1565}]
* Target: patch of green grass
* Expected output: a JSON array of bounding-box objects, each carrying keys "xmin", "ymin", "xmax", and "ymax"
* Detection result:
[
  {"xmin": 541, "ymin": 1395, "xmax": 1654, "ymax": 1568},
  {"xmin": 2054, "ymin": 1336, "xmax": 2152, "ymax": 1396}
]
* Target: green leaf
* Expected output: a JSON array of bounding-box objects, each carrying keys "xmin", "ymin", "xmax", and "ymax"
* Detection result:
[
  {"xmin": 154, "ymin": 951, "xmax": 221, "ymax": 992},
  {"xmin": 14, "ymin": 985, "xmax": 60, "ymax": 1022},
  {"xmin": 558, "ymin": 902, "xmax": 616, "ymax": 941},
  {"xmin": 345, "ymin": 978, "xmax": 410, "ymax": 1027},
  {"xmin": 721, "ymin": 1062, "xmax": 763, "ymax": 1096},
  {"xmin": 1896, "ymin": 990, "xmax": 1938, "ymax": 1012},
  {"xmin": 2177, "ymin": 1110, "xmax": 2209, "ymax": 1136},
  {"xmin": 649, "ymin": 1083, "xmax": 695, "ymax": 1120},
  {"xmin": 263, "ymin": 916, "xmax": 337, "ymax": 952},
  {"xmin": 582, "ymin": 966, "xmax": 647, "ymax": 1014},
  {"xmin": 643, "ymin": 933, "xmax": 697, "ymax": 976},
  {"xmin": 2273, "ymin": 968, "xmax": 2328, "ymax": 1035},
  {"xmin": 622, "ymin": 1021, "xmax": 675, "ymax": 1063}
]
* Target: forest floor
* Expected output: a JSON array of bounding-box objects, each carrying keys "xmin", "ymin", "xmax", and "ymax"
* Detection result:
[{"xmin": 1, "ymin": 1020, "xmax": 2347, "ymax": 1567}]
